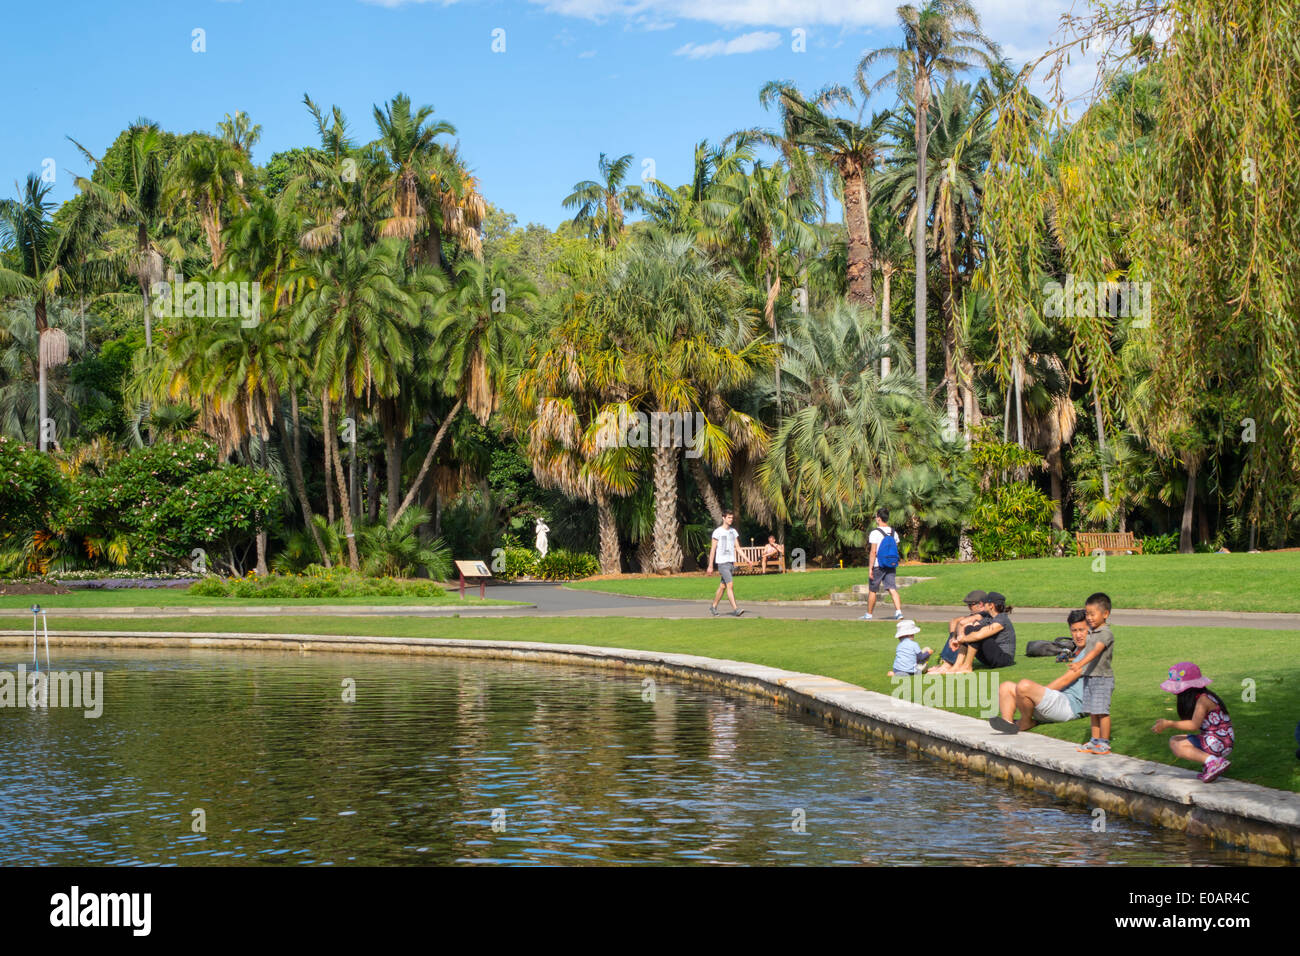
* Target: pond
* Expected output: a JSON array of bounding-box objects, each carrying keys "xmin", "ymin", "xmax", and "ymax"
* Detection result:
[{"xmin": 0, "ymin": 648, "xmax": 1273, "ymax": 866}]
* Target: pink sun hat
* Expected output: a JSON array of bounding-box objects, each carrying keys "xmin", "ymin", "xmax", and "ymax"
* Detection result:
[{"xmin": 1160, "ymin": 662, "xmax": 1213, "ymax": 694}]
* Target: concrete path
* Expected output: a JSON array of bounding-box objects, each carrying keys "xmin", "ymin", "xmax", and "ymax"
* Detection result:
[{"xmin": 18, "ymin": 580, "xmax": 1300, "ymax": 630}]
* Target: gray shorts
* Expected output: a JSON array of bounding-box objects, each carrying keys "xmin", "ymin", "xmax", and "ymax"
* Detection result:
[
  {"xmin": 717, "ymin": 562, "xmax": 734, "ymax": 584},
  {"xmin": 1080, "ymin": 676, "xmax": 1114, "ymax": 715},
  {"xmin": 870, "ymin": 566, "xmax": 897, "ymax": 592},
  {"xmin": 1032, "ymin": 688, "xmax": 1078, "ymax": 723}
]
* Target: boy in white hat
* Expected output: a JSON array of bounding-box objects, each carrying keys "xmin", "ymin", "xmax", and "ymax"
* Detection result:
[{"xmin": 888, "ymin": 619, "xmax": 933, "ymax": 677}]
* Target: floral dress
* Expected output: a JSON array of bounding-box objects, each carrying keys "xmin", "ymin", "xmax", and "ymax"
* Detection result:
[{"xmin": 1192, "ymin": 695, "xmax": 1234, "ymax": 758}]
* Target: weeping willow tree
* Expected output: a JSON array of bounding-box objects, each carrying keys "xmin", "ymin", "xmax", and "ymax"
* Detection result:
[{"xmin": 980, "ymin": 0, "xmax": 1300, "ymax": 546}]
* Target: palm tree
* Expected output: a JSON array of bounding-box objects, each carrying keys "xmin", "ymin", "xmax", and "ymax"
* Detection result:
[
  {"xmin": 372, "ymin": 92, "xmax": 458, "ymax": 269},
  {"xmin": 858, "ymin": 0, "xmax": 1000, "ymax": 393},
  {"xmin": 294, "ymin": 226, "xmax": 419, "ymax": 566},
  {"xmin": 600, "ymin": 235, "xmax": 769, "ymax": 573},
  {"xmin": 878, "ymin": 81, "xmax": 993, "ymax": 434},
  {"xmin": 165, "ymin": 134, "xmax": 250, "ymax": 267},
  {"xmin": 0, "ymin": 300, "xmax": 97, "ymax": 445},
  {"xmin": 69, "ymin": 122, "xmax": 175, "ymax": 348},
  {"xmin": 701, "ymin": 160, "xmax": 820, "ymax": 407},
  {"xmin": 392, "ymin": 256, "xmax": 534, "ymax": 527},
  {"xmin": 0, "ymin": 175, "xmax": 87, "ymax": 450},
  {"xmin": 217, "ymin": 110, "xmax": 262, "ymax": 189},
  {"xmin": 562, "ymin": 153, "xmax": 644, "ymax": 249},
  {"xmin": 758, "ymin": 301, "xmax": 927, "ymax": 550},
  {"xmin": 755, "ymin": 82, "xmax": 891, "ymax": 312}
]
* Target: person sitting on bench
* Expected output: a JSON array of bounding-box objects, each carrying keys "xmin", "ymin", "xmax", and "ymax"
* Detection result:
[{"xmin": 761, "ymin": 535, "xmax": 785, "ymax": 573}]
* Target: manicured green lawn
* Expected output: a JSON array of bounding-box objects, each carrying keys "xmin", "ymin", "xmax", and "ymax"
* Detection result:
[
  {"xmin": 5, "ymin": 613, "xmax": 1296, "ymax": 793},
  {"xmin": 566, "ymin": 551, "xmax": 1300, "ymax": 613},
  {"xmin": 0, "ymin": 590, "xmax": 520, "ymax": 610}
]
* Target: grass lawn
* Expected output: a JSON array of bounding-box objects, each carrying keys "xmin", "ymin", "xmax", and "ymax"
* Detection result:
[
  {"xmin": 4, "ymin": 613, "xmax": 1296, "ymax": 793},
  {"xmin": 566, "ymin": 551, "xmax": 1300, "ymax": 613},
  {"xmin": 0, "ymin": 591, "xmax": 521, "ymax": 610}
]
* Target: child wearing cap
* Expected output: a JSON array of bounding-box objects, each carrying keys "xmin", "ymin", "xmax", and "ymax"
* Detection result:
[
  {"xmin": 887, "ymin": 619, "xmax": 933, "ymax": 677},
  {"xmin": 1152, "ymin": 662, "xmax": 1234, "ymax": 782}
]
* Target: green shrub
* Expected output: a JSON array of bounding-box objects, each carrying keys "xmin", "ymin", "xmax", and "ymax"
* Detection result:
[
  {"xmin": 183, "ymin": 570, "xmax": 450, "ymax": 600},
  {"xmin": 1143, "ymin": 532, "xmax": 1179, "ymax": 555},
  {"xmin": 496, "ymin": 546, "xmax": 538, "ymax": 581},
  {"xmin": 968, "ymin": 482, "xmax": 1056, "ymax": 561},
  {"xmin": 534, "ymin": 550, "xmax": 599, "ymax": 580}
]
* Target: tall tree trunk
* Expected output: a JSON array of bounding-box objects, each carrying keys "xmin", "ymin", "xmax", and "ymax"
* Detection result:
[
  {"xmin": 880, "ymin": 265, "xmax": 893, "ymax": 377},
  {"xmin": 1048, "ymin": 449, "xmax": 1065, "ymax": 531},
  {"xmin": 1092, "ymin": 380, "xmax": 1111, "ymax": 502},
  {"xmin": 943, "ymin": 328, "xmax": 959, "ymax": 439},
  {"xmin": 596, "ymin": 494, "xmax": 621, "ymax": 575},
  {"xmin": 366, "ymin": 458, "xmax": 379, "ymax": 524},
  {"xmin": 651, "ymin": 445, "xmax": 683, "ymax": 573},
  {"xmin": 1013, "ymin": 358, "xmax": 1025, "ymax": 448},
  {"xmin": 688, "ymin": 456, "xmax": 724, "ymax": 526},
  {"xmin": 765, "ymin": 268, "xmax": 781, "ymax": 409},
  {"xmin": 960, "ymin": 354, "xmax": 980, "ymax": 444},
  {"xmin": 843, "ymin": 163, "xmax": 876, "ymax": 312},
  {"xmin": 347, "ymin": 393, "xmax": 360, "ymax": 519},
  {"xmin": 37, "ymin": 357, "xmax": 48, "ymax": 452},
  {"xmin": 255, "ymin": 531, "xmax": 268, "ymax": 576},
  {"xmin": 636, "ymin": 536, "xmax": 655, "ymax": 574},
  {"xmin": 391, "ymin": 398, "xmax": 464, "ymax": 528},
  {"xmin": 913, "ymin": 92, "xmax": 929, "ymax": 394},
  {"xmin": 278, "ymin": 403, "xmax": 331, "ymax": 568},
  {"xmin": 1179, "ymin": 458, "xmax": 1198, "ymax": 554},
  {"xmin": 323, "ymin": 393, "xmax": 360, "ymax": 570},
  {"xmin": 381, "ymin": 399, "xmax": 403, "ymax": 524}
]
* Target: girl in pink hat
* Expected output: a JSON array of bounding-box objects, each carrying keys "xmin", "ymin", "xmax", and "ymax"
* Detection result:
[{"xmin": 1152, "ymin": 662, "xmax": 1234, "ymax": 782}]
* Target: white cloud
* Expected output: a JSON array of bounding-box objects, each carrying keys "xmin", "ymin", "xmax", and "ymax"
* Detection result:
[
  {"xmin": 675, "ymin": 30, "xmax": 781, "ymax": 59},
  {"xmin": 579, "ymin": 49, "xmax": 597, "ymax": 57},
  {"xmin": 531, "ymin": 1, "xmax": 896, "ymax": 28}
]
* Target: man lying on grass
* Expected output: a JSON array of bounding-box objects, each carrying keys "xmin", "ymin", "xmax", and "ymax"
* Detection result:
[{"xmin": 989, "ymin": 609, "xmax": 1089, "ymax": 734}]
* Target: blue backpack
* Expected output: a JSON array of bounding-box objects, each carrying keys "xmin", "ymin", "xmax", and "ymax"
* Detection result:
[{"xmin": 876, "ymin": 530, "xmax": 899, "ymax": 569}]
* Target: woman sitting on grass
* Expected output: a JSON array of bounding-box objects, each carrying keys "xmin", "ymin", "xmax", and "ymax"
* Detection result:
[{"xmin": 1152, "ymin": 662, "xmax": 1234, "ymax": 783}]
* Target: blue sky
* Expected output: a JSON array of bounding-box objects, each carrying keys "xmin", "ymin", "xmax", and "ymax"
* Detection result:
[{"xmin": 4, "ymin": 0, "xmax": 1092, "ymax": 229}]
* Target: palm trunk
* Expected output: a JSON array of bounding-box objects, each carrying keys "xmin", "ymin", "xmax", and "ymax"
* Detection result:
[
  {"xmin": 1048, "ymin": 449, "xmax": 1065, "ymax": 531},
  {"xmin": 843, "ymin": 164, "xmax": 876, "ymax": 312},
  {"xmin": 943, "ymin": 329, "xmax": 959, "ymax": 439},
  {"xmin": 913, "ymin": 97, "xmax": 928, "ymax": 394},
  {"xmin": 391, "ymin": 398, "xmax": 463, "ymax": 528},
  {"xmin": 277, "ymin": 402, "xmax": 331, "ymax": 568},
  {"xmin": 651, "ymin": 445, "xmax": 683, "ymax": 573},
  {"xmin": 323, "ymin": 393, "xmax": 360, "ymax": 570},
  {"xmin": 382, "ymin": 402, "xmax": 403, "ymax": 524},
  {"xmin": 37, "ymin": 357, "xmax": 48, "ymax": 452},
  {"xmin": 880, "ymin": 265, "xmax": 893, "ymax": 377},
  {"xmin": 596, "ymin": 494, "xmax": 621, "ymax": 575},
  {"xmin": 688, "ymin": 456, "xmax": 724, "ymax": 526},
  {"xmin": 1179, "ymin": 458, "xmax": 1198, "ymax": 554},
  {"xmin": 255, "ymin": 531, "xmax": 268, "ymax": 576},
  {"xmin": 1092, "ymin": 380, "xmax": 1111, "ymax": 502},
  {"xmin": 347, "ymin": 394, "xmax": 360, "ymax": 519},
  {"xmin": 366, "ymin": 458, "xmax": 379, "ymax": 524}
]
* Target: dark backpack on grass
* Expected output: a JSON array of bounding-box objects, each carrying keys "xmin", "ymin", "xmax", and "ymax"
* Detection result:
[{"xmin": 1026, "ymin": 636, "xmax": 1076, "ymax": 659}]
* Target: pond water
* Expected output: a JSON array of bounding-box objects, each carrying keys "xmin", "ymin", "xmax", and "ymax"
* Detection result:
[{"xmin": 0, "ymin": 649, "xmax": 1275, "ymax": 866}]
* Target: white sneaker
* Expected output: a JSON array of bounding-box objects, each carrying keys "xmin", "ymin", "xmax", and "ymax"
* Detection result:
[
  {"xmin": 859, "ymin": 612, "xmax": 874, "ymax": 620},
  {"xmin": 893, "ymin": 610, "xmax": 904, "ymax": 620}
]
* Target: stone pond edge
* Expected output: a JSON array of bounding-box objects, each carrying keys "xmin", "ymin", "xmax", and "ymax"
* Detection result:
[{"xmin": 2, "ymin": 628, "xmax": 1296, "ymax": 861}]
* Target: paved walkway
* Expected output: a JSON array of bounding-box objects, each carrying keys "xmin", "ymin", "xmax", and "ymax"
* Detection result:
[{"xmin": 20, "ymin": 581, "xmax": 1300, "ymax": 630}]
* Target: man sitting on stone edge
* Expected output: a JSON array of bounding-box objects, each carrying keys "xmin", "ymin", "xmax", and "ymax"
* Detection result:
[{"xmin": 988, "ymin": 609, "xmax": 1089, "ymax": 733}]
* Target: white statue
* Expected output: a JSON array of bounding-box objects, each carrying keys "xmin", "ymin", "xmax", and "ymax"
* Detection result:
[{"xmin": 535, "ymin": 519, "xmax": 550, "ymax": 558}]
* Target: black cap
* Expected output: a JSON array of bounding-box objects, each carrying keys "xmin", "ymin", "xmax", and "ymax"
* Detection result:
[
  {"xmin": 985, "ymin": 591, "xmax": 1007, "ymax": 607},
  {"xmin": 962, "ymin": 590, "xmax": 987, "ymax": 605}
]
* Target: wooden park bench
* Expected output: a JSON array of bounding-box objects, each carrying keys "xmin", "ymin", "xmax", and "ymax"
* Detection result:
[
  {"xmin": 735, "ymin": 545, "xmax": 785, "ymax": 574},
  {"xmin": 1075, "ymin": 531, "xmax": 1144, "ymax": 556}
]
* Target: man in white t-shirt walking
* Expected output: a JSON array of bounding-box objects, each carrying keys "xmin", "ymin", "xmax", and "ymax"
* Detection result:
[
  {"xmin": 861, "ymin": 508, "xmax": 904, "ymax": 621},
  {"xmin": 707, "ymin": 510, "xmax": 748, "ymax": 617}
]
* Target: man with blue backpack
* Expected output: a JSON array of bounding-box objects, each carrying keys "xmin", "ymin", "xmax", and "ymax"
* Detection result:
[{"xmin": 861, "ymin": 509, "xmax": 904, "ymax": 621}]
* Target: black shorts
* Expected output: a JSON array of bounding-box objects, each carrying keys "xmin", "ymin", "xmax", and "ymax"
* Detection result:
[{"xmin": 975, "ymin": 641, "xmax": 1015, "ymax": 669}]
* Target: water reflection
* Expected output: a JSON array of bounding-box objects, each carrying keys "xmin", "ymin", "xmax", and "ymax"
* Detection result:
[{"xmin": 0, "ymin": 649, "xmax": 1280, "ymax": 867}]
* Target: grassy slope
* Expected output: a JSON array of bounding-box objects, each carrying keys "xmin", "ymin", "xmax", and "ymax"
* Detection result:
[
  {"xmin": 565, "ymin": 552, "xmax": 1300, "ymax": 613},
  {"xmin": 0, "ymin": 591, "xmax": 520, "ymax": 610},
  {"xmin": 4, "ymin": 613, "xmax": 1296, "ymax": 793}
]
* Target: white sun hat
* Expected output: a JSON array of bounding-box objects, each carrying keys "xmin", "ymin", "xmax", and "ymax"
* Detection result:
[{"xmin": 894, "ymin": 619, "xmax": 921, "ymax": 639}]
